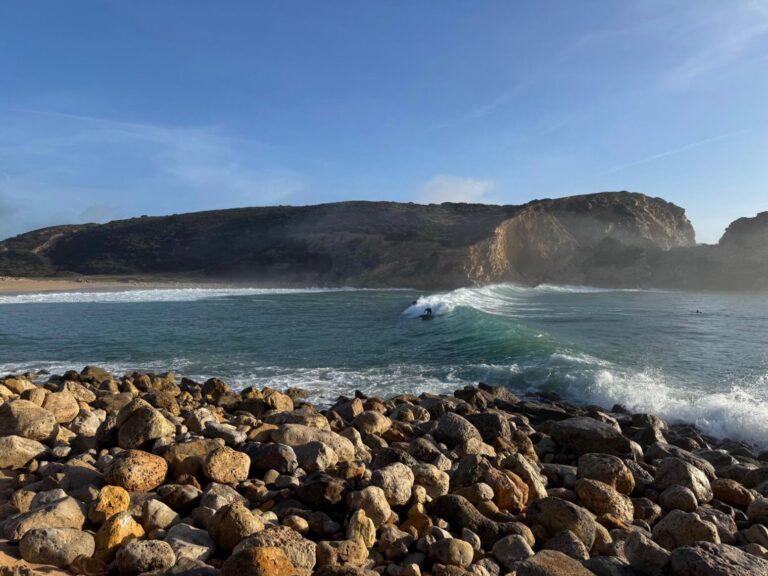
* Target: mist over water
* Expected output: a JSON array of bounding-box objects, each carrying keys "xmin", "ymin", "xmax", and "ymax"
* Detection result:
[{"xmin": 1, "ymin": 284, "xmax": 767, "ymax": 445}]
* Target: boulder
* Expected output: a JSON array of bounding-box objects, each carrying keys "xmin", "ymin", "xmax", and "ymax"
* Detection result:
[
  {"xmin": 104, "ymin": 449, "xmax": 168, "ymax": 492},
  {"xmin": 294, "ymin": 441, "xmax": 338, "ymax": 473},
  {"xmin": 347, "ymin": 486, "xmax": 392, "ymax": 528},
  {"xmin": 43, "ymin": 390, "xmax": 80, "ymax": 423},
  {"xmin": 19, "ymin": 527, "xmax": 95, "ymax": 567},
  {"xmin": 166, "ymin": 522, "xmax": 216, "ymax": 562},
  {"xmin": 624, "ymin": 531, "xmax": 670, "ymax": 576},
  {"xmin": 668, "ymin": 541, "xmax": 768, "ymax": 576},
  {"xmin": 578, "ymin": 453, "xmax": 635, "ymax": 495},
  {"xmin": 711, "ymin": 478, "xmax": 754, "ymax": 508},
  {"xmin": 4, "ymin": 495, "xmax": 85, "ymax": 540},
  {"xmin": 233, "ymin": 526, "xmax": 317, "ymax": 571},
  {"xmin": 0, "ymin": 436, "xmax": 47, "ymax": 469},
  {"xmin": 652, "ymin": 510, "xmax": 720, "ymax": 550},
  {"xmin": 428, "ymin": 538, "xmax": 474, "ymax": 568},
  {"xmin": 575, "ymin": 479, "xmax": 634, "ymax": 523},
  {"xmin": 652, "ymin": 458, "xmax": 713, "ymax": 504},
  {"xmin": 491, "ymin": 534, "xmax": 535, "ymax": 569},
  {"xmin": 203, "ymin": 446, "xmax": 250, "ymax": 484},
  {"xmin": 550, "ymin": 417, "xmax": 633, "ymax": 455},
  {"xmin": 116, "ymin": 539, "xmax": 177, "ymax": 575},
  {"xmin": 352, "ymin": 410, "xmax": 391, "ymax": 436},
  {"xmin": 0, "ymin": 400, "xmax": 57, "ymax": 441},
  {"xmin": 118, "ymin": 404, "xmax": 176, "ymax": 448},
  {"xmin": 94, "ymin": 511, "xmax": 145, "ymax": 561},
  {"xmin": 515, "ymin": 550, "xmax": 597, "ymax": 576},
  {"xmin": 141, "ymin": 498, "xmax": 180, "ymax": 532},
  {"xmin": 89, "ymin": 485, "xmax": 131, "ymax": 523},
  {"xmin": 271, "ymin": 424, "xmax": 355, "ymax": 462},
  {"xmin": 372, "ymin": 463, "xmax": 414, "ymax": 506},
  {"xmin": 244, "ymin": 443, "xmax": 297, "ymax": 474},
  {"xmin": 346, "ymin": 509, "xmax": 376, "ymax": 548},
  {"xmin": 221, "ymin": 546, "xmax": 294, "ymax": 576},
  {"xmin": 209, "ymin": 502, "xmax": 265, "ymax": 552},
  {"xmin": 436, "ymin": 412, "xmax": 482, "ymax": 446},
  {"xmin": 525, "ymin": 496, "xmax": 597, "ymax": 549}
]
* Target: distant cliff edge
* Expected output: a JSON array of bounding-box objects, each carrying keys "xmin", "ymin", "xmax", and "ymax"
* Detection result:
[{"xmin": 0, "ymin": 191, "xmax": 765, "ymax": 290}]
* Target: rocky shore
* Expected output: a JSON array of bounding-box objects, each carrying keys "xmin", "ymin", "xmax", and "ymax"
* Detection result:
[{"xmin": 0, "ymin": 367, "xmax": 767, "ymax": 575}]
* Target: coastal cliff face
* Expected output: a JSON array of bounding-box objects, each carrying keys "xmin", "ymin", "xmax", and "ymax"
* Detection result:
[{"xmin": 1, "ymin": 190, "xmax": 763, "ymax": 290}]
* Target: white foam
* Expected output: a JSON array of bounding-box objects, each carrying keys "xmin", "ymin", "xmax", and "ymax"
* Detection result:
[{"xmin": 0, "ymin": 287, "xmax": 364, "ymax": 305}]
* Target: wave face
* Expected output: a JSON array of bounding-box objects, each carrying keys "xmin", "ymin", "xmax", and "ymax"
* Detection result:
[{"xmin": 1, "ymin": 284, "xmax": 767, "ymax": 445}]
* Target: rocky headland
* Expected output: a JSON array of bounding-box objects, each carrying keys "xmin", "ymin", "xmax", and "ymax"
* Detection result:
[
  {"xmin": 3, "ymin": 191, "xmax": 767, "ymax": 291},
  {"xmin": 0, "ymin": 367, "xmax": 767, "ymax": 575}
]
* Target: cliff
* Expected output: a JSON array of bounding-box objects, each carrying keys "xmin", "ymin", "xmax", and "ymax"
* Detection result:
[{"xmin": 2, "ymin": 190, "xmax": 760, "ymax": 290}]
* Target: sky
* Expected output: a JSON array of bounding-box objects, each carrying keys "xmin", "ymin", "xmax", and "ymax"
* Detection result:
[{"xmin": 1, "ymin": 1, "xmax": 767, "ymax": 243}]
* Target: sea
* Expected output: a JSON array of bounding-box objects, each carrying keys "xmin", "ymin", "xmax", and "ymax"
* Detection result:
[{"xmin": 1, "ymin": 284, "xmax": 766, "ymax": 446}]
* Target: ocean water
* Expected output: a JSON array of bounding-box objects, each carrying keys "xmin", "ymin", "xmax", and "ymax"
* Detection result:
[{"xmin": 0, "ymin": 284, "xmax": 767, "ymax": 445}]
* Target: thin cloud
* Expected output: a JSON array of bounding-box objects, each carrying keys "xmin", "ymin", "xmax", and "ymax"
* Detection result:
[
  {"xmin": 418, "ymin": 175, "xmax": 494, "ymax": 204},
  {"xmin": 0, "ymin": 108, "xmax": 306, "ymax": 237},
  {"xmin": 600, "ymin": 129, "xmax": 750, "ymax": 176}
]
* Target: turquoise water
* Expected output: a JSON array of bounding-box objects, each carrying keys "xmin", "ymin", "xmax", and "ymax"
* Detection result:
[{"xmin": 0, "ymin": 284, "xmax": 767, "ymax": 444}]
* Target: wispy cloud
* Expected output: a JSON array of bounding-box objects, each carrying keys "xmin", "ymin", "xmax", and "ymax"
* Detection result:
[
  {"xmin": 418, "ymin": 175, "xmax": 494, "ymax": 204},
  {"xmin": 0, "ymin": 108, "xmax": 306, "ymax": 238},
  {"xmin": 665, "ymin": 1, "xmax": 768, "ymax": 89},
  {"xmin": 600, "ymin": 129, "xmax": 750, "ymax": 176}
]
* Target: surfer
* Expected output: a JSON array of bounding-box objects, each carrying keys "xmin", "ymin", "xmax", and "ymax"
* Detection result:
[{"xmin": 420, "ymin": 307, "xmax": 433, "ymax": 320}]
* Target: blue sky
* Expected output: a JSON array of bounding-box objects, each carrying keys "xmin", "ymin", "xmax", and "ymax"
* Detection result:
[{"xmin": 1, "ymin": 1, "xmax": 767, "ymax": 243}]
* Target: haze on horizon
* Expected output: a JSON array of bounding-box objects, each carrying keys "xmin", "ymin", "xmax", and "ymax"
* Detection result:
[{"xmin": 1, "ymin": 0, "xmax": 767, "ymax": 244}]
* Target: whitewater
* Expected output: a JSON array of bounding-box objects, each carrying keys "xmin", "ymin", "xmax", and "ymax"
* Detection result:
[{"xmin": 0, "ymin": 283, "xmax": 766, "ymax": 446}]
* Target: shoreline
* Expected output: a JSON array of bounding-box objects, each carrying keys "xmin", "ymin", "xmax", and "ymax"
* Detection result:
[
  {"xmin": 0, "ymin": 276, "xmax": 232, "ymax": 295},
  {"xmin": 0, "ymin": 367, "xmax": 766, "ymax": 575}
]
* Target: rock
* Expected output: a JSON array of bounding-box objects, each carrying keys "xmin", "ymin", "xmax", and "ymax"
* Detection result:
[
  {"xmin": 372, "ymin": 462, "xmax": 414, "ymax": 506},
  {"xmin": 525, "ymin": 496, "xmax": 597, "ymax": 549},
  {"xmin": 141, "ymin": 498, "xmax": 180, "ymax": 532},
  {"xmin": 19, "ymin": 527, "xmax": 95, "ymax": 567},
  {"xmin": 221, "ymin": 546, "xmax": 295, "ymax": 576},
  {"xmin": 346, "ymin": 509, "xmax": 376, "ymax": 548},
  {"xmin": 43, "ymin": 390, "xmax": 80, "ymax": 423},
  {"xmin": 515, "ymin": 550, "xmax": 597, "ymax": 576},
  {"xmin": 164, "ymin": 438, "xmax": 223, "ymax": 478},
  {"xmin": 653, "ymin": 458, "xmax": 713, "ymax": 504},
  {"xmin": 428, "ymin": 538, "xmax": 474, "ymax": 568},
  {"xmin": 0, "ymin": 400, "xmax": 57, "ymax": 441},
  {"xmin": 294, "ymin": 441, "xmax": 339, "ymax": 473},
  {"xmin": 624, "ymin": 531, "xmax": 670, "ymax": 576},
  {"xmin": 166, "ymin": 522, "xmax": 216, "ymax": 562},
  {"xmin": 465, "ymin": 412, "xmax": 511, "ymax": 442},
  {"xmin": 233, "ymin": 526, "xmax": 317, "ymax": 571},
  {"xmin": 0, "ymin": 436, "xmax": 47, "ymax": 469},
  {"xmin": 296, "ymin": 472, "xmax": 347, "ymax": 510},
  {"xmin": 429, "ymin": 494, "xmax": 532, "ymax": 549},
  {"xmin": 578, "ymin": 453, "xmax": 635, "ymax": 495},
  {"xmin": 209, "ymin": 502, "xmax": 265, "ymax": 552},
  {"xmin": 652, "ymin": 510, "xmax": 720, "ymax": 550},
  {"xmin": 353, "ymin": 410, "xmax": 391, "ymax": 436},
  {"xmin": 4, "ymin": 496, "xmax": 85, "ymax": 540},
  {"xmin": 412, "ymin": 463, "xmax": 450, "ymax": 498},
  {"xmin": 748, "ymin": 497, "xmax": 768, "ymax": 525},
  {"xmin": 483, "ymin": 466, "xmax": 528, "ymax": 513},
  {"xmin": 668, "ymin": 541, "xmax": 768, "ymax": 575},
  {"xmin": 711, "ymin": 478, "xmax": 754, "ymax": 508},
  {"xmin": 543, "ymin": 530, "xmax": 589, "ymax": 561},
  {"xmin": 698, "ymin": 508, "xmax": 737, "ymax": 545},
  {"xmin": 271, "ymin": 424, "xmax": 355, "ymax": 462},
  {"xmin": 94, "ymin": 511, "xmax": 145, "ymax": 561},
  {"xmin": 347, "ymin": 486, "xmax": 392, "ymax": 528},
  {"xmin": 436, "ymin": 412, "xmax": 482, "ymax": 446},
  {"xmin": 245, "ymin": 443, "xmax": 297, "ymax": 474},
  {"xmin": 89, "ymin": 485, "xmax": 131, "ymax": 523},
  {"xmin": 502, "ymin": 452, "xmax": 548, "ymax": 501},
  {"xmin": 492, "ymin": 534, "xmax": 535, "ymax": 569},
  {"xmin": 575, "ymin": 479, "xmax": 634, "ymax": 523},
  {"xmin": 316, "ymin": 539, "xmax": 369, "ymax": 567},
  {"xmin": 550, "ymin": 417, "xmax": 633, "ymax": 456},
  {"xmin": 118, "ymin": 404, "xmax": 176, "ymax": 448},
  {"xmin": 202, "ymin": 448, "xmax": 251, "ymax": 489},
  {"xmin": 659, "ymin": 485, "xmax": 698, "ymax": 512},
  {"xmin": 116, "ymin": 539, "xmax": 176, "ymax": 575},
  {"xmin": 104, "ymin": 449, "xmax": 168, "ymax": 492}
]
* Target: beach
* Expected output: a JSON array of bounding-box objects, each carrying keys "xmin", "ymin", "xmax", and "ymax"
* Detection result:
[{"xmin": 0, "ymin": 367, "xmax": 766, "ymax": 575}]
